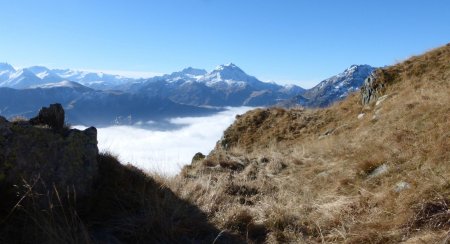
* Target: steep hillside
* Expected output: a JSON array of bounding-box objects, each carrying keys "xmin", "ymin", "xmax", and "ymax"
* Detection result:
[{"xmin": 176, "ymin": 44, "xmax": 450, "ymax": 243}]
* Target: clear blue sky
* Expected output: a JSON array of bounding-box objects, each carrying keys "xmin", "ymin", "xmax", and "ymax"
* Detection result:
[{"xmin": 1, "ymin": 0, "xmax": 449, "ymax": 88}]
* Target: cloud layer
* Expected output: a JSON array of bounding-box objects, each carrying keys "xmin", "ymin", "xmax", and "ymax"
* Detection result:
[{"xmin": 78, "ymin": 107, "xmax": 253, "ymax": 175}]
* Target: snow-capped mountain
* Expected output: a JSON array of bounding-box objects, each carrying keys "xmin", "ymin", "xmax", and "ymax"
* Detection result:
[
  {"xmin": 0, "ymin": 63, "xmax": 15, "ymax": 74},
  {"xmin": 292, "ymin": 64, "xmax": 376, "ymax": 107},
  {"xmin": 52, "ymin": 69, "xmax": 134, "ymax": 89},
  {"xmin": 0, "ymin": 68, "xmax": 47, "ymax": 89},
  {"xmin": 27, "ymin": 66, "xmax": 63, "ymax": 83},
  {"xmin": 0, "ymin": 63, "xmax": 133, "ymax": 90},
  {"xmin": 164, "ymin": 67, "xmax": 208, "ymax": 82},
  {"xmin": 130, "ymin": 63, "xmax": 303, "ymax": 106},
  {"xmin": 200, "ymin": 63, "xmax": 259, "ymax": 87},
  {"xmin": 0, "ymin": 63, "xmax": 16, "ymax": 83},
  {"xmin": 31, "ymin": 80, "xmax": 93, "ymax": 91}
]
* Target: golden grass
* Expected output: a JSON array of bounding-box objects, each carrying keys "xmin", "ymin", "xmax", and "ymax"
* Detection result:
[{"xmin": 170, "ymin": 43, "xmax": 450, "ymax": 243}]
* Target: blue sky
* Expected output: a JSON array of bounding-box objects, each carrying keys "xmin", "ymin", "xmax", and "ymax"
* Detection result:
[{"xmin": 0, "ymin": 0, "xmax": 449, "ymax": 88}]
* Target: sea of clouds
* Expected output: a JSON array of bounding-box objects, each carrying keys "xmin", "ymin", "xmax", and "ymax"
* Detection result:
[{"xmin": 77, "ymin": 107, "xmax": 253, "ymax": 175}]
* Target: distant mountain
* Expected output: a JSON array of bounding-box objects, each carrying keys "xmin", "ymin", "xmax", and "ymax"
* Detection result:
[
  {"xmin": 0, "ymin": 63, "xmax": 133, "ymax": 90},
  {"xmin": 0, "ymin": 62, "xmax": 375, "ymax": 112},
  {"xmin": 27, "ymin": 66, "xmax": 64, "ymax": 83},
  {"xmin": 288, "ymin": 64, "xmax": 376, "ymax": 107},
  {"xmin": 0, "ymin": 85, "xmax": 217, "ymax": 127},
  {"xmin": 0, "ymin": 68, "xmax": 47, "ymax": 89},
  {"xmin": 128, "ymin": 63, "xmax": 305, "ymax": 107},
  {"xmin": 31, "ymin": 80, "xmax": 94, "ymax": 91},
  {"xmin": 52, "ymin": 69, "xmax": 134, "ymax": 90}
]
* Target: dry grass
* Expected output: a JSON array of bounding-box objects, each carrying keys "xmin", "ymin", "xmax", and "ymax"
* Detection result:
[
  {"xmin": 169, "ymin": 43, "xmax": 450, "ymax": 243},
  {"xmin": 0, "ymin": 152, "xmax": 241, "ymax": 243}
]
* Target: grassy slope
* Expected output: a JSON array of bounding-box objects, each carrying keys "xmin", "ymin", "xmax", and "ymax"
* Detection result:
[{"xmin": 172, "ymin": 44, "xmax": 450, "ymax": 243}]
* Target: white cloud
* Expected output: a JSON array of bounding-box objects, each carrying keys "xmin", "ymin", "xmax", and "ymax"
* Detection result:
[{"xmin": 77, "ymin": 107, "xmax": 253, "ymax": 175}]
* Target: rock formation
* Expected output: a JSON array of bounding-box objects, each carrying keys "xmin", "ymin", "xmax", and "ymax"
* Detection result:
[
  {"xmin": 0, "ymin": 105, "xmax": 98, "ymax": 199},
  {"xmin": 29, "ymin": 103, "xmax": 65, "ymax": 130},
  {"xmin": 361, "ymin": 69, "xmax": 387, "ymax": 105}
]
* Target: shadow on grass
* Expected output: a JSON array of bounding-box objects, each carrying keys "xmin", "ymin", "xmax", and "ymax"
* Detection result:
[{"xmin": 0, "ymin": 153, "xmax": 243, "ymax": 243}]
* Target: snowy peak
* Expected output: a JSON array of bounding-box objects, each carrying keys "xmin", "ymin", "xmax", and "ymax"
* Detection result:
[
  {"xmin": 28, "ymin": 66, "xmax": 52, "ymax": 74},
  {"xmin": 209, "ymin": 63, "xmax": 248, "ymax": 80},
  {"xmin": 343, "ymin": 64, "xmax": 374, "ymax": 75},
  {"xmin": 1, "ymin": 68, "xmax": 43, "ymax": 88},
  {"xmin": 301, "ymin": 64, "xmax": 376, "ymax": 107},
  {"xmin": 10, "ymin": 68, "xmax": 38, "ymax": 81},
  {"xmin": 214, "ymin": 63, "xmax": 240, "ymax": 71},
  {"xmin": 0, "ymin": 63, "xmax": 15, "ymax": 72},
  {"xmin": 156, "ymin": 67, "xmax": 207, "ymax": 83},
  {"xmin": 0, "ymin": 65, "xmax": 133, "ymax": 90},
  {"xmin": 180, "ymin": 67, "xmax": 207, "ymax": 76},
  {"xmin": 27, "ymin": 66, "xmax": 63, "ymax": 83},
  {"xmin": 200, "ymin": 63, "xmax": 258, "ymax": 86},
  {"xmin": 32, "ymin": 80, "xmax": 92, "ymax": 91},
  {"xmin": 316, "ymin": 64, "xmax": 375, "ymax": 88}
]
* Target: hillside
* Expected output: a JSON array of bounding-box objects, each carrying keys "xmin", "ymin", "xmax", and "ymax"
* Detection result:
[{"xmin": 176, "ymin": 44, "xmax": 450, "ymax": 243}]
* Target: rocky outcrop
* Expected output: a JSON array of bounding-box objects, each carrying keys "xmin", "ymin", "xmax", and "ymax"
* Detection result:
[
  {"xmin": 29, "ymin": 103, "xmax": 65, "ymax": 130},
  {"xmin": 361, "ymin": 69, "xmax": 387, "ymax": 105},
  {"xmin": 0, "ymin": 105, "xmax": 98, "ymax": 199}
]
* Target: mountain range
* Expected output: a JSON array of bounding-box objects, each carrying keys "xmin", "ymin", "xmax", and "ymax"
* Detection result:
[
  {"xmin": 0, "ymin": 62, "xmax": 375, "ymax": 126},
  {"xmin": 123, "ymin": 63, "xmax": 306, "ymax": 107},
  {"xmin": 0, "ymin": 63, "xmax": 133, "ymax": 90}
]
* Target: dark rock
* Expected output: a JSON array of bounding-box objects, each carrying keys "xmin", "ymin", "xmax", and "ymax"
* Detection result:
[
  {"xmin": 0, "ymin": 106, "xmax": 98, "ymax": 201},
  {"xmin": 83, "ymin": 126, "xmax": 98, "ymax": 142},
  {"xmin": 219, "ymin": 161, "xmax": 244, "ymax": 171},
  {"xmin": 29, "ymin": 103, "xmax": 65, "ymax": 130}
]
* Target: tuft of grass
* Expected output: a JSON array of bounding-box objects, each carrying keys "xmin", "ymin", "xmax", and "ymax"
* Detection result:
[{"xmin": 408, "ymin": 197, "xmax": 450, "ymax": 231}]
